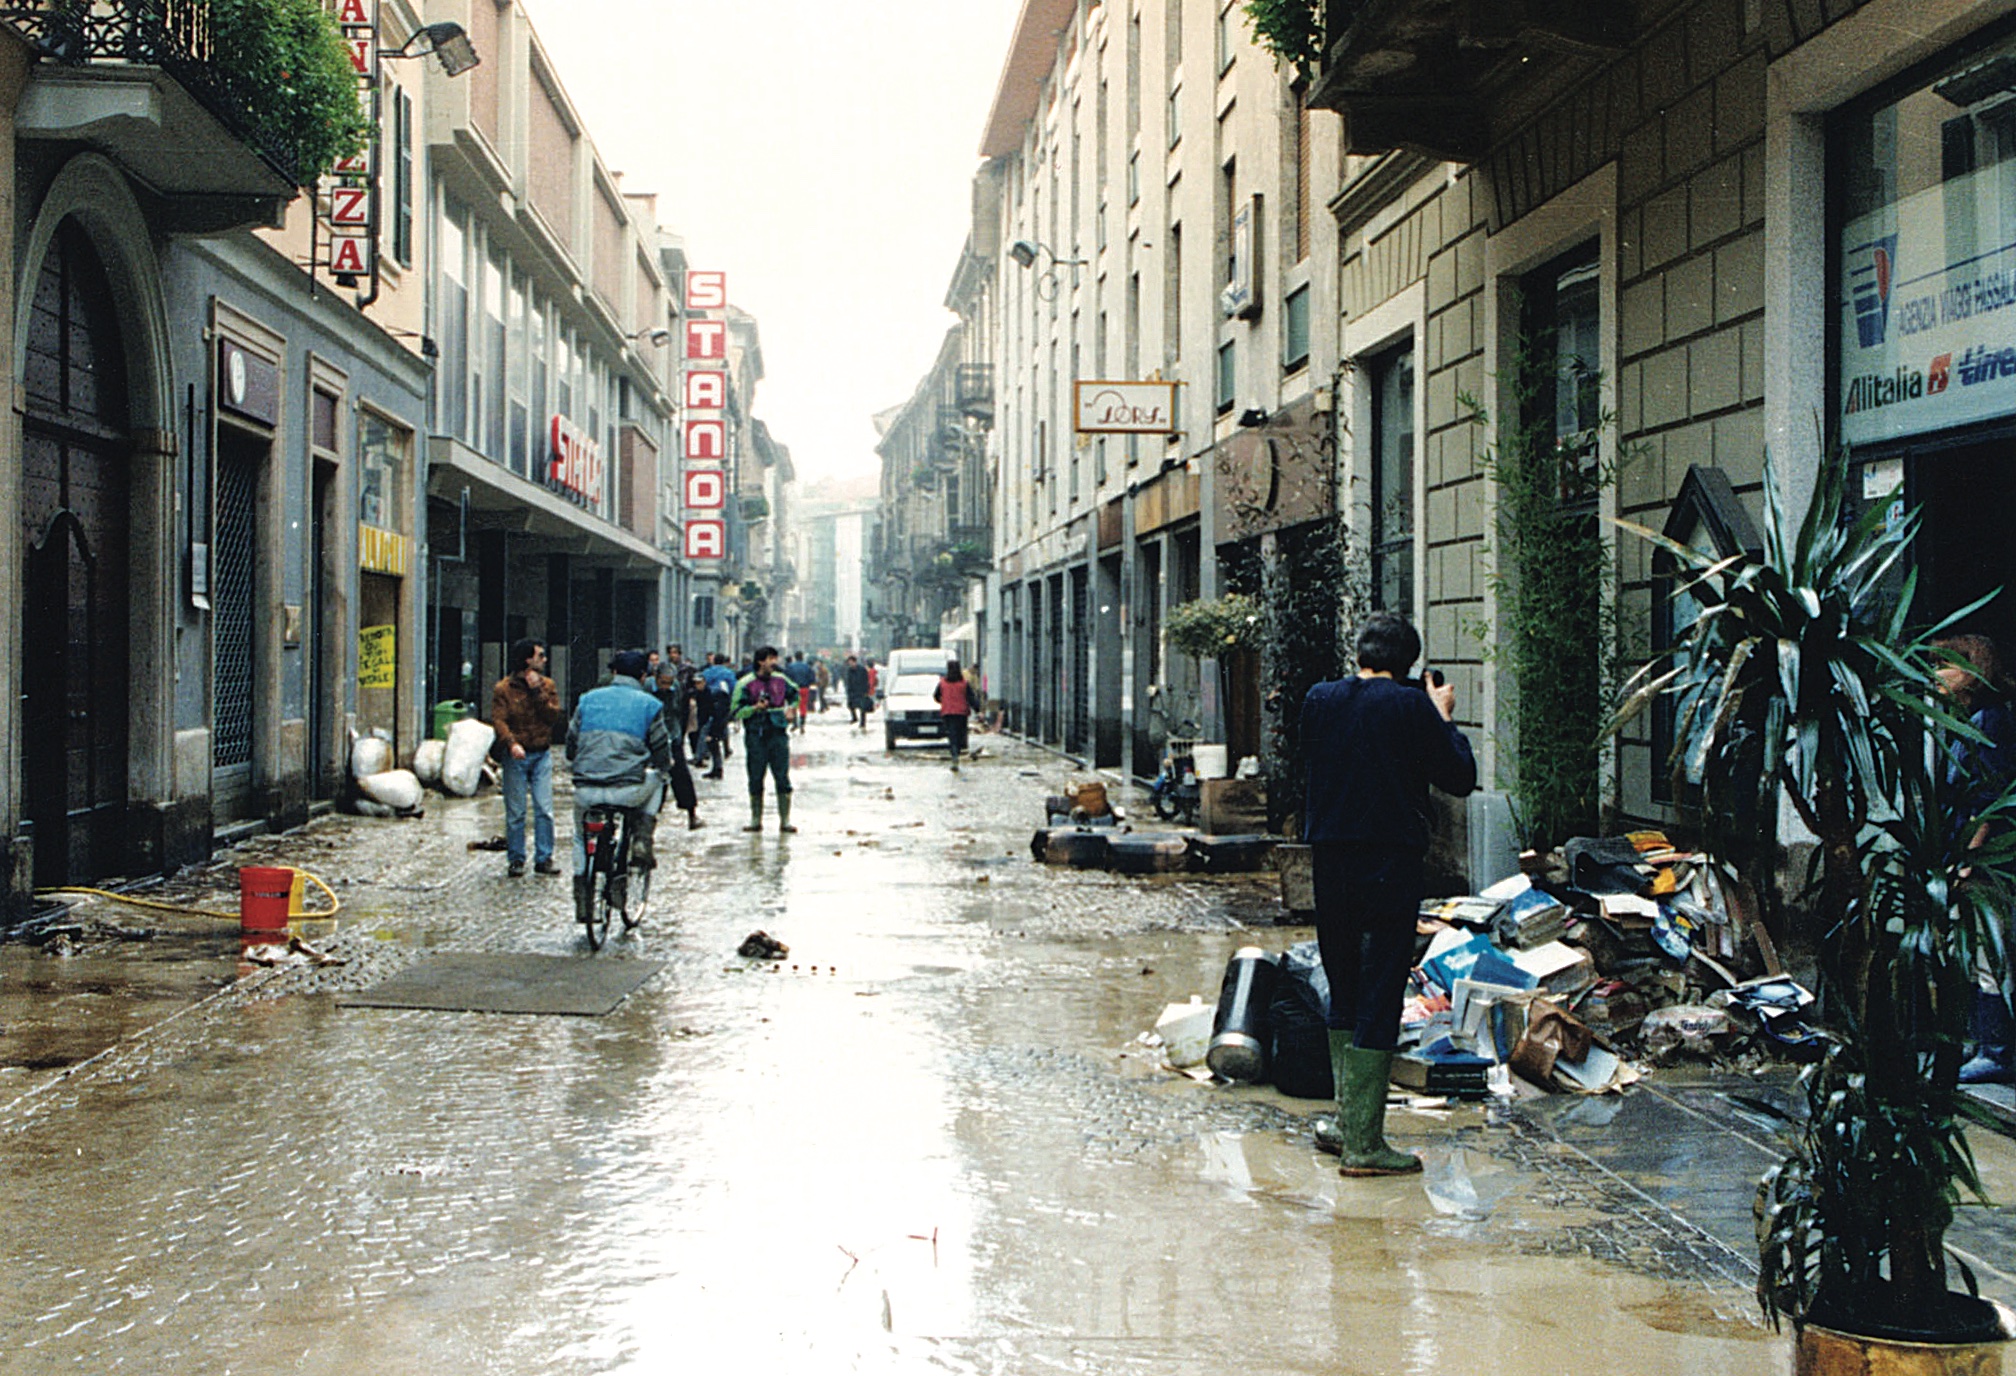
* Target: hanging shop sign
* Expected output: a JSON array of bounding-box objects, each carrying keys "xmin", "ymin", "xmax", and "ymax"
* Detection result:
[
  {"xmin": 681, "ymin": 272, "xmax": 728, "ymax": 563},
  {"xmin": 218, "ymin": 339, "xmax": 281, "ymax": 425},
  {"xmin": 548, "ymin": 415, "xmax": 603, "ymax": 503},
  {"xmin": 322, "ymin": 0, "xmax": 377, "ymax": 283},
  {"xmin": 1073, "ymin": 380, "xmax": 1178, "ymax": 434}
]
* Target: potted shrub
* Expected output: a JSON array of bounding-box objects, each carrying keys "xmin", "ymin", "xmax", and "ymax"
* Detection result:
[{"xmin": 1615, "ymin": 450, "xmax": 2016, "ymax": 1362}]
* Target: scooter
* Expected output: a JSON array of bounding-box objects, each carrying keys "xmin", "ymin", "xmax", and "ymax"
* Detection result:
[{"xmin": 1148, "ymin": 726, "xmax": 1202, "ymax": 825}]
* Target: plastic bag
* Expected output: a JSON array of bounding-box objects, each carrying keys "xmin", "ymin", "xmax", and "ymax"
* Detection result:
[
  {"xmin": 351, "ymin": 731, "xmax": 394, "ymax": 780},
  {"xmin": 411, "ymin": 738, "xmax": 446, "ymax": 787},
  {"xmin": 357, "ymin": 768, "xmax": 422, "ymax": 812},
  {"xmin": 1267, "ymin": 941, "xmax": 1334, "ymax": 1099},
  {"xmin": 440, "ymin": 718, "xmax": 496, "ymax": 797}
]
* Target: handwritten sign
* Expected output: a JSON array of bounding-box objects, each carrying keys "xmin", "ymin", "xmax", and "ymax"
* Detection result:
[{"xmin": 358, "ymin": 624, "xmax": 396, "ymax": 689}]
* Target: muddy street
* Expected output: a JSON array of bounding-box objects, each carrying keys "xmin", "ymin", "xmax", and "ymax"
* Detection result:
[{"xmin": 0, "ymin": 719, "xmax": 1790, "ymax": 1374}]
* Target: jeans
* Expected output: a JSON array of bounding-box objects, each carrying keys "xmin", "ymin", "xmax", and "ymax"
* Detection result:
[
  {"xmin": 501, "ymin": 747, "xmax": 554, "ymax": 866},
  {"xmin": 943, "ymin": 714, "xmax": 969, "ymax": 760},
  {"xmin": 744, "ymin": 724, "xmax": 792, "ymax": 799},
  {"xmin": 573, "ymin": 772, "xmax": 665, "ymax": 875},
  {"xmin": 1312, "ymin": 844, "xmax": 1424, "ymax": 1051}
]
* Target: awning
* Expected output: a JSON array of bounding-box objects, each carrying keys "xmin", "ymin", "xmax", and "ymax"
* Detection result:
[{"xmin": 428, "ymin": 436, "xmax": 669, "ymax": 571}]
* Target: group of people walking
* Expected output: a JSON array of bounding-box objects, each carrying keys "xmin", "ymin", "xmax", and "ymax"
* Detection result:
[{"xmin": 486, "ymin": 639, "xmax": 917, "ymax": 922}]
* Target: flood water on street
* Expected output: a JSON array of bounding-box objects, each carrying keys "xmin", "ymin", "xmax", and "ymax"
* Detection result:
[{"xmin": 0, "ymin": 720, "xmax": 1783, "ymax": 1374}]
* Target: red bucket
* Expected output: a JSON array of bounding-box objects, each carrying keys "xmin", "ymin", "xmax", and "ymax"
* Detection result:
[{"xmin": 238, "ymin": 866, "xmax": 294, "ymax": 937}]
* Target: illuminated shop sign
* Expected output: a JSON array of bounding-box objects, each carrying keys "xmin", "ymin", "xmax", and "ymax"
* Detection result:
[
  {"xmin": 549, "ymin": 415, "xmax": 603, "ymax": 503},
  {"xmin": 682, "ymin": 270, "xmax": 727, "ymax": 562}
]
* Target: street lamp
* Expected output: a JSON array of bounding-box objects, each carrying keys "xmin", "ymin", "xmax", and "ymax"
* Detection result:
[
  {"xmin": 387, "ymin": 22, "xmax": 481, "ymax": 77},
  {"xmin": 1008, "ymin": 239, "xmax": 1088, "ymax": 301},
  {"xmin": 629, "ymin": 327, "xmax": 673, "ymax": 347}
]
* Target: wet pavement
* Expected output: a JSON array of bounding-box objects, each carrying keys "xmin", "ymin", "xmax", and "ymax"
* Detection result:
[{"xmin": 0, "ymin": 717, "xmax": 1991, "ymax": 1372}]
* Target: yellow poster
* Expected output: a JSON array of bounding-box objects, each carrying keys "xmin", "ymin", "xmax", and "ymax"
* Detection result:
[{"xmin": 358, "ymin": 624, "xmax": 397, "ymax": 689}]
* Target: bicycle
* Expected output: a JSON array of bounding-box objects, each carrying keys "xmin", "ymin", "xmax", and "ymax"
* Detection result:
[
  {"xmin": 577, "ymin": 804, "xmax": 651, "ymax": 950},
  {"xmin": 1147, "ymin": 718, "xmax": 1204, "ymax": 825}
]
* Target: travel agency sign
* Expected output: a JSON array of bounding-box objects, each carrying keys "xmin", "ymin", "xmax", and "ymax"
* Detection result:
[
  {"xmin": 1841, "ymin": 165, "xmax": 2016, "ymax": 446},
  {"xmin": 682, "ymin": 270, "xmax": 729, "ymax": 561}
]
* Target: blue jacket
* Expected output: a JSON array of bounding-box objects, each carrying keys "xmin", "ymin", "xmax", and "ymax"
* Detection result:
[
  {"xmin": 566, "ymin": 675, "xmax": 673, "ymax": 786},
  {"xmin": 702, "ymin": 663, "xmax": 736, "ymax": 696},
  {"xmin": 1300, "ymin": 675, "xmax": 1477, "ymax": 851}
]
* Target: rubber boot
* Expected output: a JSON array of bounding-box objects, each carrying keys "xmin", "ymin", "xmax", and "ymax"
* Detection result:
[
  {"xmin": 778, "ymin": 794, "xmax": 797, "ymax": 833},
  {"xmin": 630, "ymin": 823, "xmax": 655, "ymax": 871},
  {"xmin": 573, "ymin": 874, "xmax": 594, "ymax": 925},
  {"xmin": 1313, "ymin": 1030, "xmax": 1348, "ymax": 1155},
  {"xmin": 1961, "ymin": 991, "xmax": 2016, "ymax": 1085},
  {"xmin": 744, "ymin": 796, "xmax": 764, "ymax": 832},
  {"xmin": 1336, "ymin": 1043, "xmax": 1421, "ymax": 1177}
]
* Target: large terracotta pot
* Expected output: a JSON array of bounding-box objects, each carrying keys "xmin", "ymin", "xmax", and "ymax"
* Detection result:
[{"xmin": 1797, "ymin": 1313, "xmax": 2013, "ymax": 1376}]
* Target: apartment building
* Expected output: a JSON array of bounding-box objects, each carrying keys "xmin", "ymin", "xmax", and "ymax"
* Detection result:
[{"xmin": 975, "ymin": 0, "xmax": 1342, "ymax": 778}]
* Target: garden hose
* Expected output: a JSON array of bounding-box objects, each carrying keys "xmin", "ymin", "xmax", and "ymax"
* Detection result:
[{"xmin": 35, "ymin": 870, "xmax": 343, "ymax": 922}]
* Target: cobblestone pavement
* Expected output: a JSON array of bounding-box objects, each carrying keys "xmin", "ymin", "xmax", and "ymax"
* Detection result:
[{"xmin": 0, "ymin": 718, "xmax": 1789, "ymax": 1374}]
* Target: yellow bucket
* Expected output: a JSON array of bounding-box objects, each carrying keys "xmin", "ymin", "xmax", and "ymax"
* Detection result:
[{"xmin": 287, "ymin": 869, "xmax": 306, "ymax": 918}]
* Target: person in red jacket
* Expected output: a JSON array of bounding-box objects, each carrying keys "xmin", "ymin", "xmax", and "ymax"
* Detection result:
[{"xmin": 933, "ymin": 658, "xmax": 972, "ymax": 772}]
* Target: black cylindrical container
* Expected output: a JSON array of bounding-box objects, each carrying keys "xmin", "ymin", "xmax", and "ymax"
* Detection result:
[{"xmin": 1207, "ymin": 947, "xmax": 1281, "ymax": 1082}]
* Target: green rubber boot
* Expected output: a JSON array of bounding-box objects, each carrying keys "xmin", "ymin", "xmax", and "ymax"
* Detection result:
[
  {"xmin": 573, "ymin": 874, "xmax": 595, "ymax": 926},
  {"xmin": 1335, "ymin": 1043, "xmax": 1420, "ymax": 1177},
  {"xmin": 778, "ymin": 793, "xmax": 797, "ymax": 834},
  {"xmin": 1313, "ymin": 1030, "xmax": 1348, "ymax": 1155},
  {"xmin": 744, "ymin": 796, "xmax": 764, "ymax": 832}
]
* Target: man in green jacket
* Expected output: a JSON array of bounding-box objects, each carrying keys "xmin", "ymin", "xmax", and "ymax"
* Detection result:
[{"xmin": 731, "ymin": 645, "xmax": 796, "ymax": 834}]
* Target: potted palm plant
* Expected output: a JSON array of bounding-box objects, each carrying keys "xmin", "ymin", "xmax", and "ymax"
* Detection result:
[{"xmin": 1615, "ymin": 450, "xmax": 2016, "ymax": 1362}]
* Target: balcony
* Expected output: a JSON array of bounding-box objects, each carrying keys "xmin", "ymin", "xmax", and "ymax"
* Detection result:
[
  {"xmin": 8, "ymin": 0, "xmax": 298, "ymax": 230},
  {"xmin": 955, "ymin": 363, "xmax": 994, "ymax": 423},
  {"xmin": 1309, "ymin": 0, "xmax": 1634, "ymax": 162}
]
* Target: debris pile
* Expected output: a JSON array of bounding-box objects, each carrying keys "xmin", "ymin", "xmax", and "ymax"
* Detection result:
[{"xmin": 1142, "ymin": 829, "xmax": 1822, "ymax": 1101}]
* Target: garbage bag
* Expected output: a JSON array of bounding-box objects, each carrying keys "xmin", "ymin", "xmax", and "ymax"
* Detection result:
[
  {"xmin": 1267, "ymin": 941, "xmax": 1334, "ymax": 1099},
  {"xmin": 411, "ymin": 738, "xmax": 447, "ymax": 788},
  {"xmin": 357, "ymin": 768, "xmax": 423, "ymax": 812},
  {"xmin": 440, "ymin": 718, "xmax": 496, "ymax": 797},
  {"xmin": 351, "ymin": 731, "xmax": 394, "ymax": 780}
]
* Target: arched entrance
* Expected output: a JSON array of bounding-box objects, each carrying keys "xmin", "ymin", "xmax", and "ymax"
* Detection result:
[{"xmin": 21, "ymin": 219, "xmax": 132, "ymax": 887}]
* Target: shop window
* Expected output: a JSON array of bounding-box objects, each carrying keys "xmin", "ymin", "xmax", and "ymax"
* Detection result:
[
  {"xmin": 1834, "ymin": 26, "xmax": 2016, "ymax": 455},
  {"xmin": 359, "ymin": 411, "xmax": 410, "ymax": 532},
  {"xmin": 1370, "ymin": 343, "xmax": 1415, "ymax": 614}
]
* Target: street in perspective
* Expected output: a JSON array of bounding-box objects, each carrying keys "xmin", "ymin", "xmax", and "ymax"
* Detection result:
[
  {"xmin": 0, "ymin": 721, "xmax": 1844, "ymax": 1374},
  {"xmin": 8, "ymin": 0, "xmax": 2016, "ymax": 1371}
]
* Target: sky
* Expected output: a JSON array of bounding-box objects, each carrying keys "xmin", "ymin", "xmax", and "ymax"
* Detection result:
[{"xmin": 525, "ymin": 0, "xmax": 1026, "ymax": 488}]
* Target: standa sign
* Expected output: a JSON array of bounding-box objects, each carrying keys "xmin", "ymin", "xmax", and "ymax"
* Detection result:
[
  {"xmin": 549, "ymin": 415, "xmax": 603, "ymax": 503},
  {"xmin": 681, "ymin": 273, "xmax": 729, "ymax": 561}
]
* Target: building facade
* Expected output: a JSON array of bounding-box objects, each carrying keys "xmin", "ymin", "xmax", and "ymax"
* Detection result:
[
  {"xmin": 971, "ymin": 0, "xmax": 1342, "ymax": 777},
  {"xmin": 952, "ymin": 0, "xmax": 2016, "ymax": 885}
]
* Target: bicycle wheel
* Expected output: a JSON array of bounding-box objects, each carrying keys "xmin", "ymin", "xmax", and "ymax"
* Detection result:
[
  {"xmin": 623, "ymin": 866, "xmax": 650, "ymax": 930},
  {"xmin": 583, "ymin": 837, "xmax": 615, "ymax": 950},
  {"xmin": 1152, "ymin": 788, "xmax": 1181, "ymax": 822}
]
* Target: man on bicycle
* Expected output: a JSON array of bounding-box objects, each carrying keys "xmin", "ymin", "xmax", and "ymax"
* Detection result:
[{"xmin": 565, "ymin": 649, "xmax": 674, "ymax": 924}]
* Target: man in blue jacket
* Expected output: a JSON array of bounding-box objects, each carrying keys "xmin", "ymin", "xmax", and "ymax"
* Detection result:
[
  {"xmin": 1302, "ymin": 613, "xmax": 1476, "ymax": 1176},
  {"xmin": 565, "ymin": 650, "xmax": 674, "ymax": 924}
]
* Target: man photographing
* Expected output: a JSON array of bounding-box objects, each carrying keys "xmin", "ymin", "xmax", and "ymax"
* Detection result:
[{"xmin": 1301, "ymin": 613, "xmax": 1476, "ymax": 1176}]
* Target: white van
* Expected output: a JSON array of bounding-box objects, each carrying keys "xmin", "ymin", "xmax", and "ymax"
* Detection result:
[{"xmin": 880, "ymin": 647, "xmax": 956, "ymax": 751}]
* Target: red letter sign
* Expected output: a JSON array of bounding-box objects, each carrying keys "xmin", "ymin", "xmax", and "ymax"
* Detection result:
[
  {"xmin": 685, "ymin": 420, "xmax": 725, "ymax": 461},
  {"xmin": 686, "ymin": 271, "xmax": 727, "ymax": 310},
  {"xmin": 685, "ymin": 520, "xmax": 725, "ymax": 560},
  {"xmin": 684, "ymin": 469, "xmax": 725, "ymax": 509},
  {"xmin": 685, "ymin": 320, "xmax": 726, "ymax": 361},
  {"xmin": 684, "ymin": 370, "xmax": 727, "ymax": 411}
]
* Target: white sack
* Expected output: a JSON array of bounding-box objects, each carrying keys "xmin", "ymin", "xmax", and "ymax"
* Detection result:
[
  {"xmin": 411, "ymin": 738, "xmax": 447, "ymax": 787},
  {"xmin": 357, "ymin": 769, "xmax": 423, "ymax": 812},
  {"xmin": 441, "ymin": 718, "xmax": 497, "ymax": 797},
  {"xmin": 351, "ymin": 732, "xmax": 394, "ymax": 780}
]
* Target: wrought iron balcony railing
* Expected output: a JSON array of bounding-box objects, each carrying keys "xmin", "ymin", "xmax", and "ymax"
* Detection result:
[
  {"xmin": 2, "ymin": 0, "xmax": 300, "ymax": 185},
  {"xmin": 955, "ymin": 363, "xmax": 994, "ymax": 422}
]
